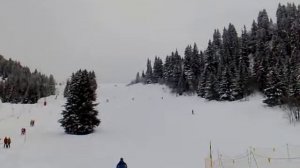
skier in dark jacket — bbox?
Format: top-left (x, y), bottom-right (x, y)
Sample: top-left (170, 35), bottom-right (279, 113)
top-left (116, 158), bottom-right (127, 168)
top-left (3, 137), bottom-right (7, 148)
top-left (7, 137), bottom-right (11, 148)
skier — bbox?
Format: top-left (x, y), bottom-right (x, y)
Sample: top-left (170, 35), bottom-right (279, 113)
top-left (7, 137), bottom-right (11, 148)
top-left (116, 158), bottom-right (127, 168)
top-left (192, 110), bottom-right (194, 115)
top-left (3, 137), bottom-right (7, 148)
top-left (21, 128), bottom-right (26, 135)
top-left (30, 120), bottom-right (35, 127)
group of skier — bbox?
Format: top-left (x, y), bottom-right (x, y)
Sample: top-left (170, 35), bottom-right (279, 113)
top-left (2, 137), bottom-right (11, 148)
top-left (2, 119), bottom-right (35, 149)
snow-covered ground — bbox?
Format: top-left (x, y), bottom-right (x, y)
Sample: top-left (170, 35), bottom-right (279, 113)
top-left (0, 83), bottom-right (300, 168)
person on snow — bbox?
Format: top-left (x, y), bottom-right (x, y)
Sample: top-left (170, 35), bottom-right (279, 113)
top-left (21, 128), bottom-right (26, 135)
top-left (7, 137), bottom-right (11, 148)
top-left (3, 137), bottom-right (7, 148)
top-left (116, 158), bottom-right (127, 168)
top-left (30, 120), bottom-right (35, 127)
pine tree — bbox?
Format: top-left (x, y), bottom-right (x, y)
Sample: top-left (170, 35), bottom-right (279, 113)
top-left (249, 20), bottom-right (258, 54)
top-left (59, 70), bottom-right (100, 135)
top-left (163, 55), bottom-right (172, 86)
top-left (145, 59), bottom-right (153, 84)
top-left (48, 74), bottom-right (56, 95)
top-left (197, 69), bottom-right (208, 97)
top-left (219, 24), bottom-right (241, 100)
top-left (183, 45), bottom-right (195, 91)
top-left (64, 79), bottom-right (70, 98)
top-left (263, 67), bottom-right (284, 106)
top-left (135, 72), bottom-right (140, 83)
top-left (227, 24), bottom-right (240, 69)
top-left (177, 70), bottom-right (188, 95)
top-left (153, 57), bottom-right (164, 83)
top-left (205, 73), bottom-right (219, 100)
top-left (88, 71), bottom-right (97, 101)
top-left (172, 51), bottom-right (183, 92)
top-left (197, 51), bottom-right (208, 97)
top-left (253, 10), bottom-right (273, 91)
top-left (192, 43), bottom-right (202, 89)
top-left (219, 67), bottom-right (234, 101)
top-left (141, 71), bottom-right (145, 78)
top-left (235, 26), bottom-right (251, 98)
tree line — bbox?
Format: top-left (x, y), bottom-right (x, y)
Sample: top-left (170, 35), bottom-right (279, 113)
top-left (133, 3), bottom-right (300, 108)
top-left (0, 55), bottom-right (56, 103)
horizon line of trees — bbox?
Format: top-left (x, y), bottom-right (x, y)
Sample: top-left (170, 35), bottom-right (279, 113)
top-left (0, 55), bottom-right (56, 104)
top-left (133, 3), bottom-right (300, 109)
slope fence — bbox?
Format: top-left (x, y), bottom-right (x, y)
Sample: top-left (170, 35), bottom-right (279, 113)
top-left (205, 144), bottom-right (300, 168)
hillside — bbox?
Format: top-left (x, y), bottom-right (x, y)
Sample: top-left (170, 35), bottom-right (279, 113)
top-left (0, 83), bottom-right (300, 168)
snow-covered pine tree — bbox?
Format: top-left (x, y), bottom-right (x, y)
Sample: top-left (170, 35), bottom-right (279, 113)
top-left (191, 43), bottom-right (202, 90)
top-left (141, 70), bottom-right (145, 78)
top-left (263, 67), bottom-right (285, 106)
top-left (235, 26), bottom-right (251, 99)
top-left (287, 6), bottom-right (300, 103)
top-left (263, 35), bottom-right (287, 106)
top-left (88, 71), bottom-right (97, 101)
top-left (212, 29), bottom-right (222, 69)
top-left (138, 70), bottom-right (145, 84)
top-left (177, 70), bottom-right (188, 95)
top-left (248, 20), bottom-right (258, 55)
top-left (277, 61), bottom-right (288, 102)
top-left (288, 70), bottom-right (300, 101)
top-left (163, 55), bottom-right (172, 86)
top-left (135, 72), bottom-right (140, 83)
top-left (205, 73), bottom-right (219, 100)
top-left (203, 40), bottom-right (219, 99)
top-left (197, 69), bottom-right (208, 98)
top-left (59, 69), bottom-right (100, 135)
top-left (183, 45), bottom-right (194, 91)
top-left (219, 24), bottom-right (240, 100)
top-left (145, 59), bottom-right (153, 84)
top-left (48, 74), bottom-right (56, 95)
top-left (212, 29), bottom-right (222, 98)
top-left (253, 10), bottom-right (273, 91)
top-left (153, 57), bottom-right (164, 83)
top-left (172, 51), bottom-right (183, 92)
top-left (64, 79), bottom-right (70, 98)
top-left (219, 67), bottom-right (234, 101)
top-left (227, 24), bottom-right (240, 69)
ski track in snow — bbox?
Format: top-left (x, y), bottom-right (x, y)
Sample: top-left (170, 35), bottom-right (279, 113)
top-left (0, 83), bottom-right (299, 168)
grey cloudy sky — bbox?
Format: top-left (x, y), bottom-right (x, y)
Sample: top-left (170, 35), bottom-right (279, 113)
top-left (0, 0), bottom-right (298, 83)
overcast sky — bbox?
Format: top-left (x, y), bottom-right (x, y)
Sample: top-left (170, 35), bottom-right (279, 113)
top-left (0, 0), bottom-right (298, 83)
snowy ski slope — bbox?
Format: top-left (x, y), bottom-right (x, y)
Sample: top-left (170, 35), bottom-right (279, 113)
top-left (0, 83), bottom-right (300, 168)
